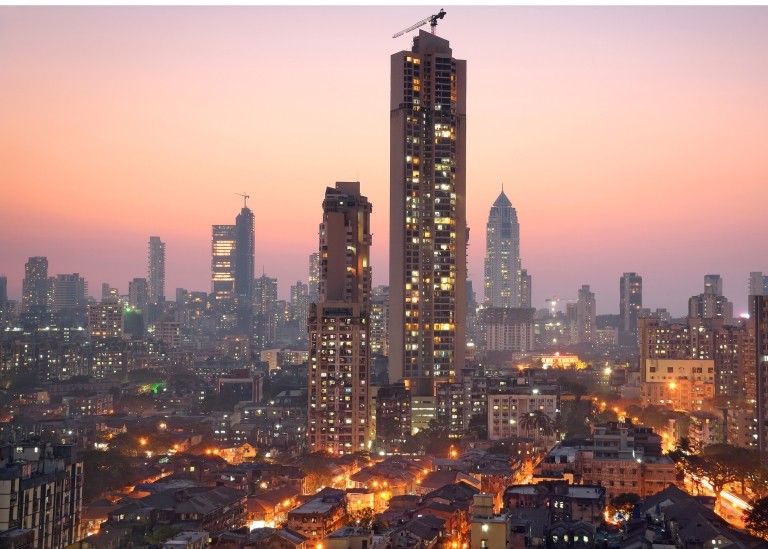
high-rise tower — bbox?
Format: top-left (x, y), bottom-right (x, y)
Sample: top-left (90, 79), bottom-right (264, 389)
top-left (576, 284), bottom-right (596, 344)
top-left (484, 188), bottom-right (522, 308)
top-left (234, 205), bottom-right (255, 301)
top-left (235, 204), bottom-right (255, 333)
top-left (212, 224), bottom-right (237, 331)
top-left (148, 236), bottom-right (165, 304)
top-left (389, 30), bottom-right (467, 400)
top-left (22, 257), bottom-right (49, 313)
top-left (619, 272), bottom-right (642, 345)
top-left (308, 182), bottom-right (372, 455)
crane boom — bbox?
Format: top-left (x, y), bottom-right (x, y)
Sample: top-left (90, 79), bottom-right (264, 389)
top-left (392, 9), bottom-right (446, 39)
top-left (235, 192), bottom-right (250, 208)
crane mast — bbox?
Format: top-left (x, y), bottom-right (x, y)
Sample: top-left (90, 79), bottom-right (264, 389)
top-left (392, 9), bottom-right (446, 39)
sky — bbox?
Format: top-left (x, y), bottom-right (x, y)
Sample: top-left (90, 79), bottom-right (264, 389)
top-left (1, 6), bottom-right (767, 316)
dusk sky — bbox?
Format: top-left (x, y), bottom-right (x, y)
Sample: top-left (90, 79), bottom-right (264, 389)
top-left (2, 6), bottom-right (767, 316)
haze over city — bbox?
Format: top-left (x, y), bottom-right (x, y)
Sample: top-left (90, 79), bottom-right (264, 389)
top-left (2, 6), bottom-right (767, 315)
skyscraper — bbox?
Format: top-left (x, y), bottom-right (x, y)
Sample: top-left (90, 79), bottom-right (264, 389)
top-left (234, 205), bottom-right (255, 301)
top-left (234, 204), bottom-right (255, 333)
top-left (22, 256), bottom-right (49, 313)
top-left (148, 236), bottom-right (165, 304)
top-left (484, 188), bottom-right (522, 308)
top-left (619, 272), bottom-right (642, 345)
top-left (212, 224), bottom-right (237, 331)
top-left (389, 30), bottom-right (467, 401)
top-left (576, 284), bottom-right (596, 344)
top-left (0, 275), bottom-right (7, 309)
top-left (308, 182), bottom-right (372, 455)
top-left (253, 274), bottom-right (278, 350)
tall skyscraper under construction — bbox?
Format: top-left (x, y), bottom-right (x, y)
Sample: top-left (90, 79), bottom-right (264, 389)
top-left (389, 30), bottom-right (467, 416)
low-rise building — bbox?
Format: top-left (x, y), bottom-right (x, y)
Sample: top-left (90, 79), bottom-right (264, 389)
top-left (286, 496), bottom-right (345, 547)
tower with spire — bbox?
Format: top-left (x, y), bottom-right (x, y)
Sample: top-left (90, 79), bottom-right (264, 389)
top-left (484, 185), bottom-right (529, 308)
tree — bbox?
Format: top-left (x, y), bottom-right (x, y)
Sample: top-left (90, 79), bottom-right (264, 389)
top-left (745, 496), bottom-right (768, 541)
top-left (559, 399), bottom-right (594, 438)
top-left (519, 411), bottom-right (552, 447)
top-left (346, 508), bottom-right (375, 528)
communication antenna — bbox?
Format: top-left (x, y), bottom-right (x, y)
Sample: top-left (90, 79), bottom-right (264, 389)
top-left (392, 9), bottom-right (446, 39)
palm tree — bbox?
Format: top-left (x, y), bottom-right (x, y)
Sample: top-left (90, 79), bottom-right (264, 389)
top-left (519, 411), bottom-right (552, 448)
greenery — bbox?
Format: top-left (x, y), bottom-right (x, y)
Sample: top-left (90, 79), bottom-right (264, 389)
top-left (81, 450), bottom-right (138, 503)
top-left (745, 496), bottom-right (768, 541)
top-left (144, 526), bottom-right (181, 545)
top-left (400, 416), bottom-right (452, 456)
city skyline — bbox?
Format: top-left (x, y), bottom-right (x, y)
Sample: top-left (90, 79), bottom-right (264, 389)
top-left (2, 6), bottom-right (767, 315)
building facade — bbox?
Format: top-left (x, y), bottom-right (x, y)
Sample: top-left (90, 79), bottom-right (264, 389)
top-left (389, 30), bottom-right (467, 407)
top-left (754, 295), bottom-right (768, 453)
top-left (307, 182), bottom-right (372, 455)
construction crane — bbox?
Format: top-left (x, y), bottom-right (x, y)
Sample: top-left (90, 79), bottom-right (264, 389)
top-left (235, 192), bottom-right (250, 208)
top-left (392, 9), bottom-right (446, 39)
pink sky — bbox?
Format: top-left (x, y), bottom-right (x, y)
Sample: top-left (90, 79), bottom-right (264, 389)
top-left (1, 6), bottom-right (767, 316)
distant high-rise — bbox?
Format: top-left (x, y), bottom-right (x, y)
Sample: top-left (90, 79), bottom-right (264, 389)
top-left (749, 272), bottom-right (768, 298)
top-left (51, 273), bottom-right (87, 312)
top-left (308, 182), bottom-right (372, 455)
top-left (389, 30), bottom-right (467, 399)
top-left (212, 224), bottom-right (236, 302)
top-left (0, 275), bottom-right (7, 308)
top-left (290, 281), bottom-right (309, 343)
top-left (253, 274), bottom-right (278, 350)
top-left (22, 256), bottom-right (49, 313)
top-left (576, 284), bottom-right (596, 344)
top-left (128, 278), bottom-right (149, 310)
top-left (519, 269), bottom-right (532, 309)
top-left (484, 188), bottom-right (522, 308)
top-left (308, 252), bottom-right (320, 303)
top-left (234, 204), bottom-right (255, 333)
top-left (619, 272), bottom-right (642, 345)
top-left (234, 205), bottom-right (255, 300)
top-left (148, 236), bottom-right (165, 303)
top-left (689, 274), bottom-right (733, 324)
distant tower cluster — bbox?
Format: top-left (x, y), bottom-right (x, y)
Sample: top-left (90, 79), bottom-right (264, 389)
top-left (389, 30), bottom-right (467, 403)
top-left (148, 236), bottom-right (165, 304)
top-left (619, 272), bottom-right (642, 345)
top-left (484, 187), bottom-right (530, 308)
top-left (308, 182), bottom-right (372, 455)
top-left (210, 198), bottom-right (255, 335)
